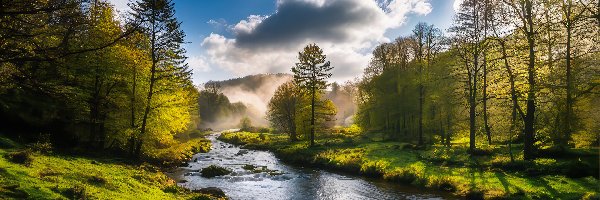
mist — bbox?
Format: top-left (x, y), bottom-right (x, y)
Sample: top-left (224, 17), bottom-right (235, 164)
top-left (199, 74), bottom-right (293, 130)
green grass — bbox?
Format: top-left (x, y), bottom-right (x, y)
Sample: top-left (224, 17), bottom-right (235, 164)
top-left (147, 137), bottom-right (212, 167)
top-left (219, 131), bottom-right (600, 199)
top-left (0, 136), bottom-right (218, 200)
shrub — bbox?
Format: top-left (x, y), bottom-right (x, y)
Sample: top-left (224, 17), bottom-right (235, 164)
top-left (27, 133), bottom-right (53, 154)
top-left (28, 141), bottom-right (53, 154)
top-left (200, 165), bottom-right (232, 178)
top-left (5, 150), bottom-right (33, 166)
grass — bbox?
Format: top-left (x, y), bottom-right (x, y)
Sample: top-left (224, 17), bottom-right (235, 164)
top-left (219, 131), bottom-right (600, 200)
top-left (147, 137), bottom-right (212, 168)
top-left (0, 135), bottom-right (220, 200)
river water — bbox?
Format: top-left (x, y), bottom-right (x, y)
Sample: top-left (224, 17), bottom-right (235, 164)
top-left (171, 133), bottom-right (454, 200)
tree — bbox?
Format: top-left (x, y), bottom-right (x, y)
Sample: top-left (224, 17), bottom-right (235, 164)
top-left (412, 22), bottom-right (442, 146)
top-left (291, 44), bottom-right (333, 146)
top-left (450, 0), bottom-right (493, 152)
top-left (502, 0), bottom-right (541, 160)
top-left (267, 81), bottom-right (305, 141)
top-left (239, 117), bottom-right (252, 131)
top-left (130, 0), bottom-right (189, 156)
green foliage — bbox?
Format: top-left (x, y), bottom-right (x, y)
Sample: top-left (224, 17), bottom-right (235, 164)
top-left (239, 117), bottom-right (252, 131)
top-left (292, 43), bottom-right (335, 146)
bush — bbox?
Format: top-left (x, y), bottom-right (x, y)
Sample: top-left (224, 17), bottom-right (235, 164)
top-left (5, 150), bottom-right (33, 166)
top-left (239, 117), bottom-right (252, 131)
top-left (27, 133), bottom-right (53, 154)
top-left (28, 141), bottom-right (53, 154)
top-left (200, 165), bottom-right (232, 178)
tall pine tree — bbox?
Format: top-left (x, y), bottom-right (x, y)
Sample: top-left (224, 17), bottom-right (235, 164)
top-left (129, 0), bottom-right (189, 156)
top-left (292, 44), bottom-right (333, 147)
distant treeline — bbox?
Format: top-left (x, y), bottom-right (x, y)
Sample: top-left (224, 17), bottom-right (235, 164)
top-left (355, 0), bottom-right (599, 159)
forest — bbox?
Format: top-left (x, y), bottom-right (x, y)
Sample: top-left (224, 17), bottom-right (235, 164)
top-left (0, 0), bottom-right (598, 199)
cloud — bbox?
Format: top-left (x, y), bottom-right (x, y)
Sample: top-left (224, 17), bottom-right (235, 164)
top-left (199, 0), bottom-right (432, 82)
top-left (453, 0), bottom-right (463, 12)
top-left (187, 56), bottom-right (211, 72)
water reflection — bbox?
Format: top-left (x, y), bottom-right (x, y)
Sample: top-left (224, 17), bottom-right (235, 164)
top-left (170, 133), bottom-right (453, 200)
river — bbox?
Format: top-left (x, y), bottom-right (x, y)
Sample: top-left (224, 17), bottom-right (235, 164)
top-left (170, 133), bottom-right (454, 200)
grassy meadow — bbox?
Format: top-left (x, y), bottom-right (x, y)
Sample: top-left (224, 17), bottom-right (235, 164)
top-left (218, 130), bottom-right (599, 199)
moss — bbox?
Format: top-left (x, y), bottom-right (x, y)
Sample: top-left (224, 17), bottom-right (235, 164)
top-left (200, 165), bottom-right (232, 178)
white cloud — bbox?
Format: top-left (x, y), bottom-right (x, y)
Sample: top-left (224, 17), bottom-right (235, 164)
top-left (199, 0), bottom-right (433, 82)
top-left (187, 56), bottom-right (211, 73)
top-left (413, 1), bottom-right (433, 15)
top-left (232, 15), bottom-right (268, 35)
top-left (453, 0), bottom-right (463, 12)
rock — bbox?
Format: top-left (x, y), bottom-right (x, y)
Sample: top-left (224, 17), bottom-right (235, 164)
top-left (193, 158), bottom-right (198, 162)
top-left (193, 187), bottom-right (226, 198)
top-left (242, 164), bottom-right (256, 170)
top-left (177, 179), bottom-right (188, 183)
top-left (200, 165), bottom-right (232, 178)
top-left (235, 149), bottom-right (249, 156)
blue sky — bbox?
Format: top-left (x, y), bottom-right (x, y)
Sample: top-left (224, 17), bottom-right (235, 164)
top-left (110, 0), bottom-right (460, 85)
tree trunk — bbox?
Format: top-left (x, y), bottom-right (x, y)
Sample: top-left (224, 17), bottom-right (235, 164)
top-left (138, 13), bottom-right (158, 157)
top-left (310, 86), bottom-right (315, 147)
top-left (564, 0), bottom-right (573, 146)
top-left (483, 52), bottom-right (492, 144)
top-left (523, 0), bottom-right (537, 160)
top-left (469, 59), bottom-right (478, 152)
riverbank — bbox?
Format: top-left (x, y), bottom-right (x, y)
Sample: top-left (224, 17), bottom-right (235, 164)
top-left (0, 135), bottom-right (221, 199)
top-left (218, 131), bottom-right (599, 199)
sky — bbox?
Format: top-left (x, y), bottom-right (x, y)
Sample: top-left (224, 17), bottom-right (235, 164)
top-left (108, 0), bottom-right (461, 85)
